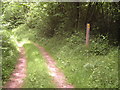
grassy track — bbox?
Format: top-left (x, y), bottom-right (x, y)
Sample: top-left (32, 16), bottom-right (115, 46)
top-left (22, 43), bottom-right (55, 88)
top-left (37, 35), bottom-right (118, 88)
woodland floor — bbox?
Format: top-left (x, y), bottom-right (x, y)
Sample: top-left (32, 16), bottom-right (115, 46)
top-left (4, 43), bottom-right (74, 88)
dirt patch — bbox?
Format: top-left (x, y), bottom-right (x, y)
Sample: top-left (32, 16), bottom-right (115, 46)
top-left (34, 43), bottom-right (74, 88)
top-left (3, 47), bottom-right (27, 88)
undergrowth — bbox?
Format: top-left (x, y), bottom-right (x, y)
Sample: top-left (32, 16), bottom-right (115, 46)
top-left (2, 31), bottom-right (19, 85)
top-left (37, 31), bottom-right (118, 88)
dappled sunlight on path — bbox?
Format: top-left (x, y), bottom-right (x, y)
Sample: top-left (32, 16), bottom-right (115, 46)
top-left (17, 39), bottom-right (31, 47)
top-left (34, 43), bottom-right (74, 88)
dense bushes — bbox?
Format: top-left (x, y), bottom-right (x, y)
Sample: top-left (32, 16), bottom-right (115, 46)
top-left (2, 31), bottom-right (19, 85)
top-left (2, 2), bottom-right (29, 29)
top-left (88, 35), bottom-right (110, 55)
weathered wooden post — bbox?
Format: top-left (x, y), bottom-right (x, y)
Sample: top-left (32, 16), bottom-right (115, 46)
top-left (86, 23), bottom-right (90, 47)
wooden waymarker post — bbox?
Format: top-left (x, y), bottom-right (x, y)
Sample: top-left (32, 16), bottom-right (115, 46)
top-left (86, 23), bottom-right (90, 47)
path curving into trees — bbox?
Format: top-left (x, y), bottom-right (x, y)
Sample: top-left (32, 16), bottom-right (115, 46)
top-left (34, 43), bottom-right (74, 88)
top-left (4, 47), bottom-right (27, 88)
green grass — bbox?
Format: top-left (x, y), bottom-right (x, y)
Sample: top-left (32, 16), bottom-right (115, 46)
top-left (23, 43), bottom-right (55, 88)
top-left (37, 33), bottom-right (118, 88)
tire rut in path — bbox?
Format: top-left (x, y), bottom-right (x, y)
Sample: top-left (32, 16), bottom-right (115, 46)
top-left (34, 43), bottom-right (74, 88)
top-left (4, 47), bottom-right (27, 88)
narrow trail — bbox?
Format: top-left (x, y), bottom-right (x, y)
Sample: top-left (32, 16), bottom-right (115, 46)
top-left (4, 47), bottom-right (27, 88)
top-left (34, 43), bottom-right (74, 88)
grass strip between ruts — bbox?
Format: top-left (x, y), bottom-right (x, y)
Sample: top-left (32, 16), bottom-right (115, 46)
top-left (22, 43), bottom-right (55, 88)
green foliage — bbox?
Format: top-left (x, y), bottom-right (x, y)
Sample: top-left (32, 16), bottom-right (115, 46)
top-left (2, 2), bottom-right (29, 29)
top-left (13, 24), bottom-right (36, 41)
top-left (1, 2), bottom-right (119, 88)
top-left (2, 31), bottom-right (19, 85)
top-left (37, 32), bottom-right (118, 88)
top-left (88, 35), bottom-right (110, 55)
top-left (23, 44), bottom-right (55, 88)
